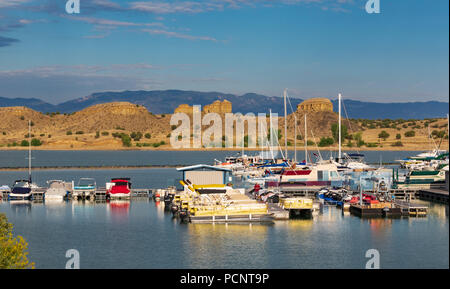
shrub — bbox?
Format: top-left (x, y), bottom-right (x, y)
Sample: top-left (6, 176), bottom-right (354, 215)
top-left (404, 131), bottom-right (415, 137)
top-left (318, 137), bottom-right (334, 147)
top-left (66, 131), bottom-right (73, 135)
top-left (95, 131), bottom-right (100, 139)
top-left (306, 140), bottom-right (315, 146)
top-left (102, 131), bottom-right (109, 136)
top-left (31, 139), bottom-right (42, 146)
top-left (145, 133), bottom-right (151, 139)
top-left (130, 132), bottom-right (142, 141)
top-left (396, 133), bottom-right (401, 140)
top-left (171, 125), bottom-right (177, 130)
top-left (0, 213), bottom-right (35, 269)
top-left (378, 131), bottom-right (390, 141)
top-left (391, 141), bottom-right (403, 147)
top-left (75, 131), bottom-right (84, 135)
top-left (121, 134), bottom-right (132, 147)
top-left (366, 142), bottom-right (378, 148)
top-left (20, 140), bottom-right (29, 147)
top-left (331, 123), bottom-right (348, 142)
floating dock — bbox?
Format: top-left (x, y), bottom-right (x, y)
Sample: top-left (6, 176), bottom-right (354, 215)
top-left (418, 189), bottom-right (448, 204)
top-left (394, 200), bottom-right (428, 217)
top-left (350, 202), bottom-right (402, 218)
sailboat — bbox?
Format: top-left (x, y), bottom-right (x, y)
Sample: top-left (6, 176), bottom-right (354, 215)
top-left (334, 93), bottom-right (373, 172)
top-left (9, 120), bottom-right (40, 200)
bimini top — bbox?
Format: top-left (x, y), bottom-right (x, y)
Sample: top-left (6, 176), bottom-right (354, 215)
top-left (176, 164), bottom-right (231, 172)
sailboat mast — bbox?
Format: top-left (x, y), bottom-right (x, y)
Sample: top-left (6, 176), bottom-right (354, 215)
top-left (294, 115), bottom-right (297, 163)
top-left (28, 120), bottom-right (31, 182)
top-left (304, 113), bottom-right (308, 164)
top-left (283, 89), bottom-right (288, 160)
top-left (447, 114), bottom-right (449, 147)
top-left (338, 93), bottom-right (342, 161)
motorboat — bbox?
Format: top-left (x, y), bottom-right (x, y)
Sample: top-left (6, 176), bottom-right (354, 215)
top-left (106, 178), bottom-right (132, 199)
top-left (45, 180), bottom-right (69, 202)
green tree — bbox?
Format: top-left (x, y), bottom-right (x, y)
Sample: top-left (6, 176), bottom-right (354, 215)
top-left (404, 130), bottom-right (415, 137)
top-left (31, 139), bottom-right (42, 146)
top-left (378, 130), bottom-right (390, 141)
top-left (0, 213), bottom-right (34, 269)
top-left (20, 140), bottom-right (29, 147)
top-left (121, 134), bottom-right (132, 147)
top-left (396, 133), bottom-right (401, 140)
top-left (318, 137), bottom-right (334, 147)
top-left (331, 123), bottom-right (348, 143)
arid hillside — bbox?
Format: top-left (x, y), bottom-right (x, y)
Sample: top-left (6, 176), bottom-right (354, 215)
top-left (0, 100), bottom-right (448, 151)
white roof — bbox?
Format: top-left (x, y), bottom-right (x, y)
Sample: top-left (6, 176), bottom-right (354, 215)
top-left (176, 164), bottom-right (232, 172)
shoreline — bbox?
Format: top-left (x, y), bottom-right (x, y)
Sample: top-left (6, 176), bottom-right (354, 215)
top-left (0, 165), bottom-right (179, 171)
top-left (0, 146), bottom-right (438, 152)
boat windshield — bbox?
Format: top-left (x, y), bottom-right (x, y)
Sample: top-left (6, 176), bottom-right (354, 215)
top-left (13, 181), bottom-right (30, 187)
top-left (78, 179), bottom-right (95, 187)
top-left (114, 182), bottom-right (129, 186)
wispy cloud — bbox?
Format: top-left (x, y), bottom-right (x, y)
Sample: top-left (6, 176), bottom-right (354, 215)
top-left (0, 0), bottom-right (31, 8)
top-left (64, 15), bottom-right (164, 28)
top-left (0, 35), bottom-right (19, 47)
top-left (142, 28), bottom-right (218, 41)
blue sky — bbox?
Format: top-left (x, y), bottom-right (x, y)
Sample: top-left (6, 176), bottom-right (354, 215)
top-left (0, 0), bottom-right (448, 104)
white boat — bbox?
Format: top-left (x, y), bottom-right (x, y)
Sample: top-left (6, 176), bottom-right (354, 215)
top-left (72, 178), bottom-right (96, 200)
top-left (45, 180), bottom-right (69, 202)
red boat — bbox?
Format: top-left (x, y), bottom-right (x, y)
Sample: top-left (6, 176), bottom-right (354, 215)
top-left (106, 178), bottom-right (132, 199)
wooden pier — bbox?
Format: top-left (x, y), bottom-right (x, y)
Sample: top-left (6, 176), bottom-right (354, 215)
top-left (31, 189), bottom-right (45, 202)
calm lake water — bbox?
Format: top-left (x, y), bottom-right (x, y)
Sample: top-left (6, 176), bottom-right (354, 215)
top-left (0, 150), bottom-right (422, 168)
top-left (0, 151), bottom-right (448, 269)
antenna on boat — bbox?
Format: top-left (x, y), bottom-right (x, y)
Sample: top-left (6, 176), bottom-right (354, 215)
top-left (283, 89), bottom-right (288, 160)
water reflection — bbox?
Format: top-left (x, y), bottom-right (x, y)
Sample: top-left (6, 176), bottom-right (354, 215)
top-left (10, 200), bottom-right (32, 214)
top-left (107, 200), bottom-right (130, 221)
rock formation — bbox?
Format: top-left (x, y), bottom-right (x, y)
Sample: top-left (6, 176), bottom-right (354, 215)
top-left (203, 99), bottom-right (232, 114)
top-left (297, 98), bottom-right (333, 113)
top-left (174, 99), bottom-right (232, 114)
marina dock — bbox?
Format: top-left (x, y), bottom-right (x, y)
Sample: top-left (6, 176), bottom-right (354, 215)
top-left (418, 189), bottom-right (449, 204)
top-left (394, 200), bottom-right (428, 217)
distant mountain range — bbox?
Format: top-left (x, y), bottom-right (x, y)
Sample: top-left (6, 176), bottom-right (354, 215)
top-left (1, 90), bottom-right (448, 120)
